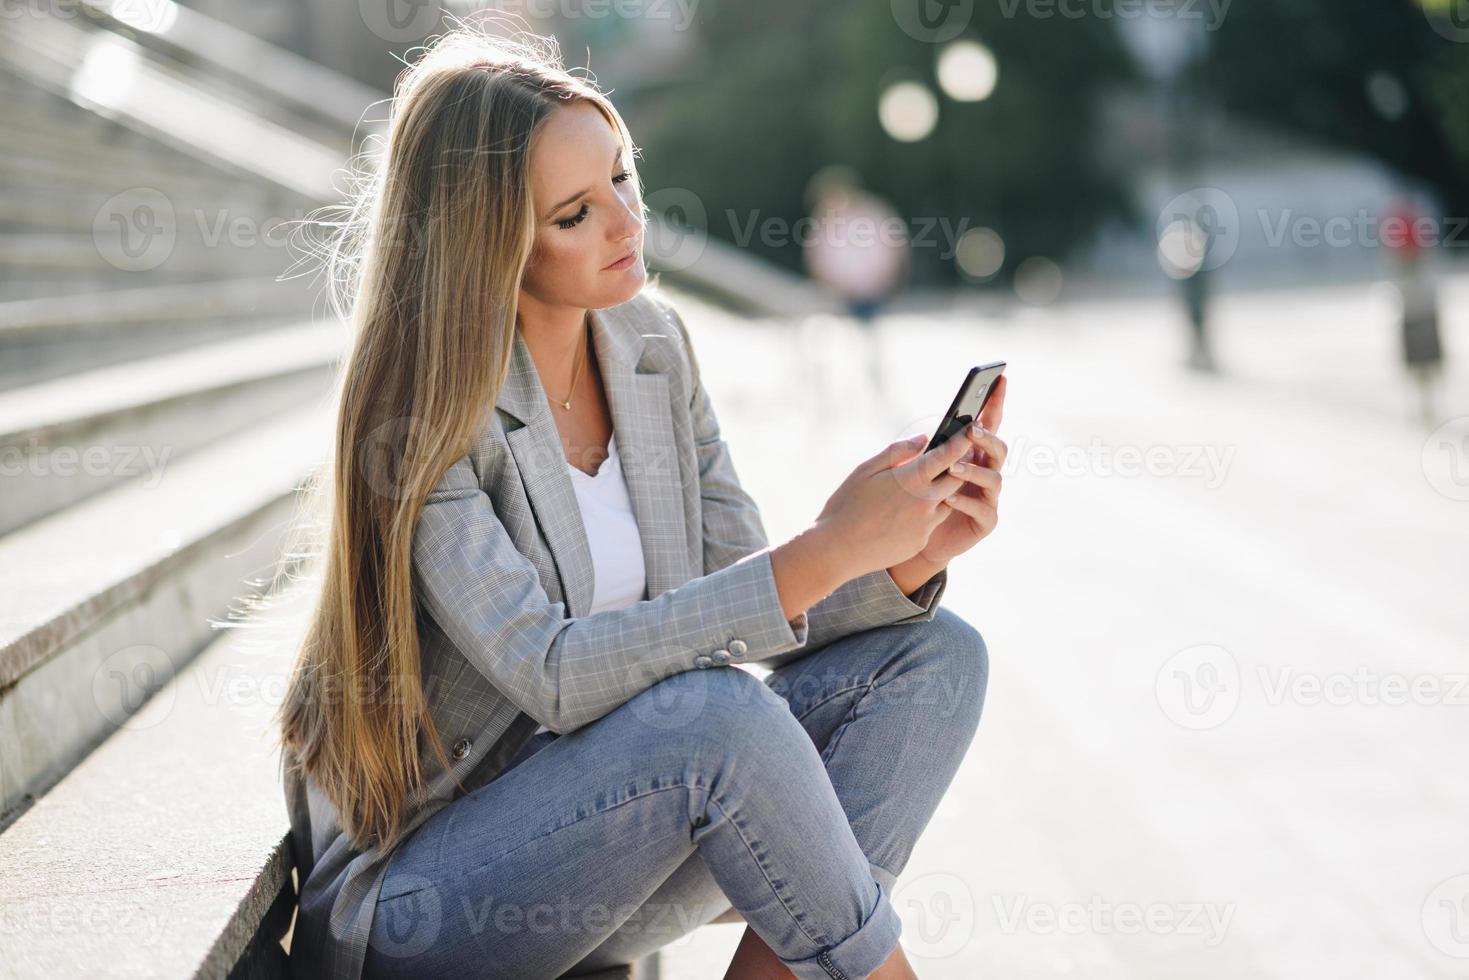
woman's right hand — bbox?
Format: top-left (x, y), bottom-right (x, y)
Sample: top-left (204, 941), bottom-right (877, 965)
top-left (812, 430), bottom-right (972, 579)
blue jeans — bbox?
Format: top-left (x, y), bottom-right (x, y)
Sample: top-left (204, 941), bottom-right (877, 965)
top-left (363, 606), bottom-right (987, 980)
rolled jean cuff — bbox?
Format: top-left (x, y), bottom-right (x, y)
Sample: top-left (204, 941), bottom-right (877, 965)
top-left (779, 878), bottom-right (903, 980)
top-left (868, 861), bottom-right (897, 898)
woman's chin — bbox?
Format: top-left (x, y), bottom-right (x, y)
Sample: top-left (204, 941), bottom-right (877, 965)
top-left (600, 260), bottom-right (646, 301)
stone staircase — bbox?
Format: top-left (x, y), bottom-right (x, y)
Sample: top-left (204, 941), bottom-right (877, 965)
top-left (0, 7), bottom-right (353, 977)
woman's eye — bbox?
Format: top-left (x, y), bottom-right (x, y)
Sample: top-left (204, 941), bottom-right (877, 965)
top-left (555, 173), bottom-right (632, 230)
top-left (556, 204), bottom-right (588, 230)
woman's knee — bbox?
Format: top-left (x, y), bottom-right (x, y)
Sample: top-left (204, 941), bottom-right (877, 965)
top-left (625, 665), bottom-right (801, 755)
top-left (927, 607), bottom-right (989, 702)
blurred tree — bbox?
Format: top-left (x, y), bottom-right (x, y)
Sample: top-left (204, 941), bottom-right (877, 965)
top-left (1196, 0), bottom-right (1469, 217)
top-left (633, 0), bottom-right (1136, 287)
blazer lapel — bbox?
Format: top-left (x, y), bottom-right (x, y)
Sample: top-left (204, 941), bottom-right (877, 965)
top-left (495, 301), bottom-right (686, 619)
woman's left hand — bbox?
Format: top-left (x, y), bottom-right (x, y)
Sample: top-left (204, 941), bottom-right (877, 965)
top-left (919, 374), bottom-right (1008, 566)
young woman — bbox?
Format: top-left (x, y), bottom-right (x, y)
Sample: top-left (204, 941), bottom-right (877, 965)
top-left (274, 24), bottom-right (1007, 980)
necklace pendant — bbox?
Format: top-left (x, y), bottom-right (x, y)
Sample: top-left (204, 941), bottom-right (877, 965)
top-left (560, 399), bottom-right (571, 410)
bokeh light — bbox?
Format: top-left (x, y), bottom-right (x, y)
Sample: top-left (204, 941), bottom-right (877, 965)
top-left (956, 226), bottom-right (1006, 280)
top-left (1014, 256), bottom-right (1063, 304)
top-left (937, 40), bottom-right (998, 103)
top-left (878, 80), bottom-right (939, 142)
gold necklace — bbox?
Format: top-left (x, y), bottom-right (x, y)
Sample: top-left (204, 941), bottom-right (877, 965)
top-left (555, 319), bottom-right (588, 411)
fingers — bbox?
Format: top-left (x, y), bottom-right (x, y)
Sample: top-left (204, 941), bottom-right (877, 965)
top-left (979, 375), bottom-right (1006, 433)
top-left (867, 433), bottom-right (928, 474)
top-left (909, 428), bottom-right (971, 482)
top-left (947, 458), bottom-right (1001, 498)
top-left (966, 426), bottom-right (1008, 469)
top-left (941, 490), bottom-right (998, 529)
top-left (936, 471), bottom-right (964, 499)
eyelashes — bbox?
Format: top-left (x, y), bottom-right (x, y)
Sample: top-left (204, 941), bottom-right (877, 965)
top-left (556, 170), bottom-right (633, 230)
top-left (556, 206), bottom-right (587, 231)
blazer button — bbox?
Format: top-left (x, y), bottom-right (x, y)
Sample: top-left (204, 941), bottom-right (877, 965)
top-left (711, 649), bottom-right (732, 666)
top-left (451, 737), bottom-right (472, 761)
top-left (727, 639), bottom-right (748, 658)
top-left (693, 655), bottom-right (713, 669)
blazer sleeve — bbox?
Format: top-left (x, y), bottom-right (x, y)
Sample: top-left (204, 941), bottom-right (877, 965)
top-left (660, 296), bottom-right (948, 672)
top-left (412, 450), bottom-right (815, 735)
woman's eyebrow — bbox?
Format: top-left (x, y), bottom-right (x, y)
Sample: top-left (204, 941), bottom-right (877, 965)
top-left (545, 144), bottom-right (624, 219)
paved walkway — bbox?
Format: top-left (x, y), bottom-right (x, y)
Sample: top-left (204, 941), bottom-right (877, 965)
top-left (656, 275), bottom-right (1469, 979)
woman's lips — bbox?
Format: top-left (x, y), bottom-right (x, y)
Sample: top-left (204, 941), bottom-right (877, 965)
top-left (604, 248), bottom-right (639, 270)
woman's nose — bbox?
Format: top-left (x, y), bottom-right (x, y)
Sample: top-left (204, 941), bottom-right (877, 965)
top-left (616, 206), bottom-right (643, 240)
top-left (613, 194), bottom-right (644, 237)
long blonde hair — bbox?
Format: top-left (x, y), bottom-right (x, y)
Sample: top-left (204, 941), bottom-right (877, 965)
top-left (248, 22), bottom-right (645, 854)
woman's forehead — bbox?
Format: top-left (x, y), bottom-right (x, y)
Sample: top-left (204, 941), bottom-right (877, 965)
top-left (532, 105), bottom-right (624, 207)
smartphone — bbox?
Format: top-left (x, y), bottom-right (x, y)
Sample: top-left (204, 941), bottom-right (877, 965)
top-left (923, 361), bottom-right (1006, 454)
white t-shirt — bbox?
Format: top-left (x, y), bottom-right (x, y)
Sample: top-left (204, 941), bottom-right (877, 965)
top-left (534, 432), bottom-right (647, 735)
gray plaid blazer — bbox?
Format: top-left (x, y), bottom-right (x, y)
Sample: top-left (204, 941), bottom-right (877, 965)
top-left (281, 287), bottom-right (948, 980)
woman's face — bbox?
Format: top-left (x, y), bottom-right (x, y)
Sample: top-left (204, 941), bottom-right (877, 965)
top-left (520, 101), bottom-right (645, 313)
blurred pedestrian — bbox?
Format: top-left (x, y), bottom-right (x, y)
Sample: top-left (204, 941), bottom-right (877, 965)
top-left (803, 167), bottom-right (909, 398)
top-left (1182, 261), bottom-right (1217, 373)
top-left (1385, 197), bottom-right (1443, 426)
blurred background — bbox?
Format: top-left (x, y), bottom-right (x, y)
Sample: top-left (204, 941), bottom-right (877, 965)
top-left (0, 1), bottom-right (1465, 978)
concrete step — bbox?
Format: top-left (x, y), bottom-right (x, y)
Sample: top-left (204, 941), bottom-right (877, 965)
top-left (0, 233), bottom-right (297, 278)
top-left (0, 81), bottom-right (155, 149)
top-left (0, 604), bottom-right (308, 979)
top-left (0, 128), bottom-right (230, 182)
top-left (0, 18), bottom-right (357, 161)
top-left (0, 78), bottom-right (273, 192)
top-left (0, 113), bottom-right (164, 168)
top-left (0, 319), bottom-right (343, 534)
top-left (0, 274), bottom-right (307, 307)
top-left (0, 187), bottom-right (286, 235)
top-left (71, 0), bottom-right (382, 138)
top-left (0, 278), bottom-right (316, 388)
top-left (0, 145), bottom-right (258, 196)
top-left (0, 277), bottom-right (309, 332)
top-left (0, 405), bottom-right (333, 823)
top-left (0, 13), bottom-right (341, 201)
